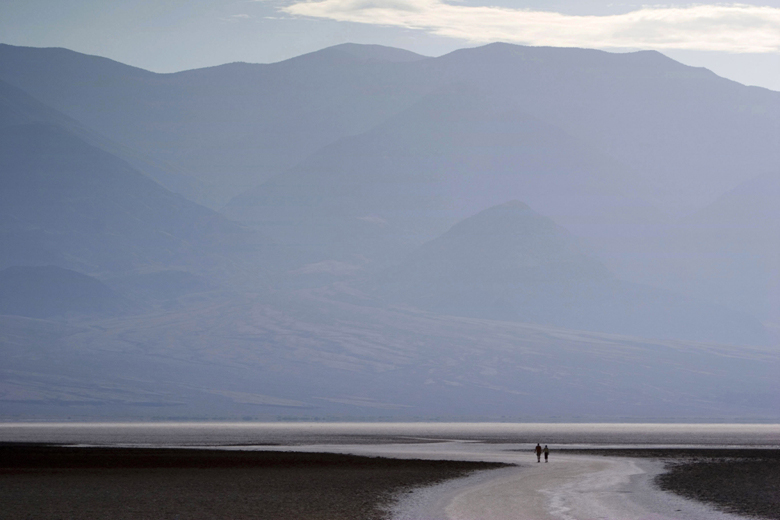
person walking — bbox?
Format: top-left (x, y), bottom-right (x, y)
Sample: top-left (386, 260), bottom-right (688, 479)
top-left (544, 445), bottom-right (549, 463)
top-left (535, 443), bottom-right (542, 463)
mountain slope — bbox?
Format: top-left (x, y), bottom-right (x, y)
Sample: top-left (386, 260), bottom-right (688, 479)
top-left (0, 121), bottom-right (268, 278)
top-left (373, 201), bottom-right (767, 345)
top-left (2, 42), bottom-right (777, 214)
top-left (0, 78), bottom-right (202, 202)
top-left (224, 85), bottom-right (656, 265)
top-left (0, 266), bottom-right (131, 318)
top-left (643, 170), bottom-right (780, 322)
top-left (430, 43), bottom-right (780, 213)
top-left (0, 43), bottom-right (434, 205)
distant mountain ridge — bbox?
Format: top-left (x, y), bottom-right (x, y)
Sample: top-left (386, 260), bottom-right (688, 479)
top-left (0, 78), bottom-right (202, 201)
top-left (2, 41), bottom-right (777, 211)
top-left (224, 84), bottom-right (655, 265)
top-left (1, 41), bottom-right (778, 421)
top-left (0, 113), bottom-right (271, 281)
top-left (0, 43), bottom-right (436, 206)
top-left (297, 43), bottom-right (427, 63)
top-left (1, 42), bottom-right (778, 320)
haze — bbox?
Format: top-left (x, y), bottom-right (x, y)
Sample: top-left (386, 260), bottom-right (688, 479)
top-left (1, 3), bottom-right (779, 421)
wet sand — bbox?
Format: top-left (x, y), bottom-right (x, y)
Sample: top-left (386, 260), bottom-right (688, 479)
top-left (565, 448), bottom-right (780, 520)
top-left (0, 444), bottom-right (504, 520)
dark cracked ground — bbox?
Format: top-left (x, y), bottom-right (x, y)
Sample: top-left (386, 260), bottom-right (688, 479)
top-left (0, 444), bottom-right (506, 520)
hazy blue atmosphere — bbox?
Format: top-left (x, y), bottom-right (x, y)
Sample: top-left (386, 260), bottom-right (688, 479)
top-left (1, 1), bottom-right (779, 422)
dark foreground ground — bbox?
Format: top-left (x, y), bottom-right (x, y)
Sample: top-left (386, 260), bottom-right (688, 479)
top-left (0, 444), bottom-right (504, 520)
top-left (564, 448), bottom-right (780, 520)
top-left (4, 444), bottom-right (778, 520)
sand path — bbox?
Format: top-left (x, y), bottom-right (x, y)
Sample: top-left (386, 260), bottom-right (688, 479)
top-left (413, 455), bottom-right (667, 520)
top-left (390, 452), bottom-right (750, 520)
top-left (241, 442), bottom-right (751, 519)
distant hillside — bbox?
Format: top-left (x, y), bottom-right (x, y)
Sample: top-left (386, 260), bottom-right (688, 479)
top-left (0, 265), bottom-right (130, 318)
top-left (430, 43), bottom-right (780, 213)
top-left (224, 85), bottom-right (654, 265)
top-left (0, 121), bottom-right (269, 278)
top-left (2, 42), bottom-right (776, 212)
top-left (0, 41), bottom-right (777, 421)
top-left (0, 77), bottom-right (201, 203)
top-left (642, 170), bottom-right (780, 322)
top-left (0, 43), bottom-right (432, 206)
top-left (373, 201), bottom-right (768, 345)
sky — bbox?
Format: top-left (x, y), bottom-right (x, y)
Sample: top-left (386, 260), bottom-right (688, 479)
top-left (1, 0), bottom-right (779, 91)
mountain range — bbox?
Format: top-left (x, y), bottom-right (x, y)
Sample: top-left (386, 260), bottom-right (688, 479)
top-left (1, 42), bottom-right (777, 214)
top-left (0, 41), bottom-right (778, 419)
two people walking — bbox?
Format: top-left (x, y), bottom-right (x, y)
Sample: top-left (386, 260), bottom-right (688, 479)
top-left (534, 443), bottom-right (549, 463)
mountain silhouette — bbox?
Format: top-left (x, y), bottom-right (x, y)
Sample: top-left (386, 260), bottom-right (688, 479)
top-left (3, 42), bottom-right (776, 212)
top-left (375, 201), bottom-right (767, 344)
top-left (0, 43), bottom-right (432, 205)
top-left (224, 84), bottom-right (654, 265)
top-left (0, 42), bottom-right (778, 419)
top-left (296, 43), bottom-right (427, 63)
top-left (0, 121), bottom-right (266, 278)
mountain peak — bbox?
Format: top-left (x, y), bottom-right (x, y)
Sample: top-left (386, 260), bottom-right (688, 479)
top-left (326, 43), bottom-right (428, 62)
top-left (445, 200), bottom-right (568, 243)
top-left (440, 42), bottom-right (692, 74)
top-left (288, 43), bottom-right (428, 66)
top-left (389, 200), bottom-right (609, 284)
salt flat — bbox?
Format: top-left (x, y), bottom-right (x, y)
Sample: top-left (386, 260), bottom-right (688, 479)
top-left (404, 455), bottom-right (748, 520)
top-left (241, 442), bottom-right (754, 520)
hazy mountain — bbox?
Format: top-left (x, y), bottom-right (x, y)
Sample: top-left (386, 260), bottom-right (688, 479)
top-left (2, 42), bottom-right (776, 214)
top-left (0, 121), bottom-right (269, 280)
top-left (636, 171), bottom-right (780, 322)
top-left (306, 42), bottom-right (427, 63)
top-left (3, 39), bottom-right (773, 315)
top-left (0, 74), bottom-right (201, 203)
top-left (429, 43), bottom-right (780, 214)
top-left (224, 85), bottom-right (656, 265)
top-left (0, 43), bottom-right (434, 206)
top-left (373, 201), bottom-right (767, 345)
top-left (0, 265), bottom-right (130, 318)
top-left (1, 41), bottom-right (778, 420)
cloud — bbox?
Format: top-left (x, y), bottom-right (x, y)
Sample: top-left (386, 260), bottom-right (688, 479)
top-left (281, 1), bottom-right (780, 53)
top-left (220, 13), bottom-right (252, 22)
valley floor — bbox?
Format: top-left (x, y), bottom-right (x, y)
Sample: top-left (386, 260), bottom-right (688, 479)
top-left (1, 443), bottom-right (778, 519)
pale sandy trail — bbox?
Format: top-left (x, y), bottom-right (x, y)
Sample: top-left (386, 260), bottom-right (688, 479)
top-left (238, 442), bottom-right (751, 520)
top-left (391, 452), bottom-right (750, 520)
top-left (437, 455), bottom-right (666, 520)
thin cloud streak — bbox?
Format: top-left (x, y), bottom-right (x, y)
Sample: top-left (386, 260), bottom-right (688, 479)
top-left (282, 1), bottom-right (780, 53)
